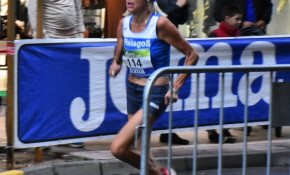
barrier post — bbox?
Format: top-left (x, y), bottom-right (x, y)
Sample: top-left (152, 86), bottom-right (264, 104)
top-left (6, 0), bottom-right (15, 170)
top-left (36, 0), bottom-right (44, 39)
top-left (34, 0), bottom-right (44, 163)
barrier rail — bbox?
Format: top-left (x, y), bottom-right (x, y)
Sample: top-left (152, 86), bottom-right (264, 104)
top-left (140, 64), bottom-right (290, 175)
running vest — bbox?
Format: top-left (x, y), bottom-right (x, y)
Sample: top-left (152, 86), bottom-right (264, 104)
top-left (122, 13), bottom-right (170, 78)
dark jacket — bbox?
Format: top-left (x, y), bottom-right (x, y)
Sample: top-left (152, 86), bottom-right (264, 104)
top-left (213, 0), bottom-right (273, 24)
top-left (209, 22), bottom-right (242, 37)
top-left (157, 0), bottom-right (189, 27)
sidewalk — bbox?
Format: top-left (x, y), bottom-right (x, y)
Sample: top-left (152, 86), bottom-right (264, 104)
top-left (1, 113), bottom-right (290, 174)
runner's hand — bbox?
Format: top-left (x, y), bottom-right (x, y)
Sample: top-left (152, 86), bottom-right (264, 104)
top-left (165, 88), bottom-right (179, 105)
top-left (109, 61), bottom-right (121, 77)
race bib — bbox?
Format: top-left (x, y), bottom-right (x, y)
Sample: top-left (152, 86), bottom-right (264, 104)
top-left (123, 48), bottom-right (154, 76)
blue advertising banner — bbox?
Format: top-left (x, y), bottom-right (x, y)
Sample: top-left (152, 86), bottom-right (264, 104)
top-left (14, 37), bottom-right (290, 147)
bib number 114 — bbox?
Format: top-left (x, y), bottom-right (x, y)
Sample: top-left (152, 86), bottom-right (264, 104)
top-left (127, 58), bottom-right (143, 68)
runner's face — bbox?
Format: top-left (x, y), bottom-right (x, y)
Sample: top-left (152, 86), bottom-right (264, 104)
top-left (126, 0), bottom-right (148, 14)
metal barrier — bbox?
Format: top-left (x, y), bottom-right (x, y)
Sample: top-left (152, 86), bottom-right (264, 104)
top-left (140, 64), bottom-right (290, 175)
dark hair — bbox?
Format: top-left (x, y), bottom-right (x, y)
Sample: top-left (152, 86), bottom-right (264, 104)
top-left (221, 5), bottom-right (242, 20)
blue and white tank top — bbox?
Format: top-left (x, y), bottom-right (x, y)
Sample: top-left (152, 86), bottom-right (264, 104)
top-left (122, 13), bottom-right (170, 78)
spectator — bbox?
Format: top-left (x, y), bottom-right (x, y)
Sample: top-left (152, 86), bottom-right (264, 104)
top-left (157, 0), bottom-right (189, 27)
top-left (27, 0), bottom-right (85, 39)
top-left (0, 0), bottom-right (30, 39)
top-left (16, 0), bottom-right (32, 39)
top-left (213, 0), bottom-right (273, 34)
top-left (207, 5), bottom-right (243, 143)
top-left (26, 0), bottom-right (85, 148)
top-left (156, 0), bottom-right (190, 145)
top-left (213, 0), bottom-right (273, 135)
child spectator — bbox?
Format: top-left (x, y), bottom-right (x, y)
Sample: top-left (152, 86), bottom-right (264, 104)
top-left (209, 5), bottom-right (242, 37)
top-left (213, 0), bottom-right (273, 34)
top-left (207, 5), bottom-right (243, 143)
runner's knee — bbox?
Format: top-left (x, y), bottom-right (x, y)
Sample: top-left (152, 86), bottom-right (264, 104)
top-left (110, 141), bottom-right (126, 159)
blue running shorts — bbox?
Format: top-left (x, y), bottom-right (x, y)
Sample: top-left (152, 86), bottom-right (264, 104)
top-left (127, 81), bottom-right (169, 118)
